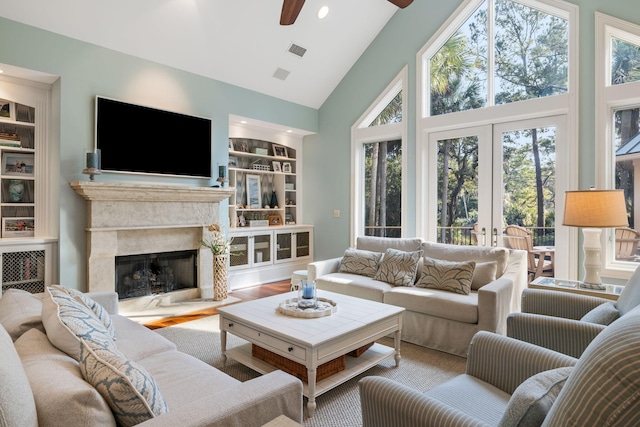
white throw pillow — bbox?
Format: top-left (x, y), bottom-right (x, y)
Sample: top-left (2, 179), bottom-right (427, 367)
top-left (471, 261), bottom-right (498, 290)
top-left (41, 286), bottom-right (116, 360)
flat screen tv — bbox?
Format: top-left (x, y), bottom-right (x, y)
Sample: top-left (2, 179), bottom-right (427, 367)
top-left (95, 96), bottom-right (212, 178)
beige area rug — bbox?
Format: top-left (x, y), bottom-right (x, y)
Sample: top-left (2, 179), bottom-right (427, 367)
top-left (155, 315), bottom-right (467, 427)
top-left (119, 296), bottom-right (241, 324)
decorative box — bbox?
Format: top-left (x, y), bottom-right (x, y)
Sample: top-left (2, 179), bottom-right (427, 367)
top-left (252, 147), bottom-right (269, 155)
top-left (249, 220), bottom-right (269, 227)
top-left (285, 183), bottom-right (295, 190)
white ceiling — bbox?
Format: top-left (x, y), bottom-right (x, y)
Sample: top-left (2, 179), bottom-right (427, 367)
top-left (0, 0), bottom-right (401, 109)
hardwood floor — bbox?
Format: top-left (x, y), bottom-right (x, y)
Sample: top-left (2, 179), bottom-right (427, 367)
top-left (144, 280), bottom-right (291, 330)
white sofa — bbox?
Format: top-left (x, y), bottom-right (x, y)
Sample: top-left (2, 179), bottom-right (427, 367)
top-left (308, 237), bottom-right (528, 357)
top-left (0, 287), bottom-right (303, 427)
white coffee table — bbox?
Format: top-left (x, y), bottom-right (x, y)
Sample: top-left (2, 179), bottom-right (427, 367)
top-left (217, 290), bottom-right (404, 417)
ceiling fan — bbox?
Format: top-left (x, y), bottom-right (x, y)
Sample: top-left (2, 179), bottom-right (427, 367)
top-left (280, 0), bottom-right (414, 25)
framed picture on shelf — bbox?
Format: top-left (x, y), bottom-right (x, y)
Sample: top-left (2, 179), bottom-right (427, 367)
top-left (2, 153), bottom-right (34, 177)
top-left (272, 144), bottom-right (288, 158)
top-left (246, 174), bottom-right (262, 209)
top-left (272, 161), bottom-right (281, 172)
top-left (282, 162), bottom-right (292, 173)
top-left (228, 139), bottom-right (234, 150)
top-left (228, 156), bottom-right (237, 168)
top-left (234, 140), bottom-right (249, 152)
top-left (2, 217), bottom-right (34, 238)
top-left (268, 215), bottom-right (282, 226)
top-left (0, 99), bottom-right (11, 119)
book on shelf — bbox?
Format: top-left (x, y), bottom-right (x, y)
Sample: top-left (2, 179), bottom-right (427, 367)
top-left (0, 139), bottom-right (21, 147)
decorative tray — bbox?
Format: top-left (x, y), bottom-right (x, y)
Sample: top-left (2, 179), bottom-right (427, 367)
top-left (277, 297), bottom-right (338, 318)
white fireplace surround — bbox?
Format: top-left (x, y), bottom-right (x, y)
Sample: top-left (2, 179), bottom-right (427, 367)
top-left (71, 181), bottom-right (234, 299)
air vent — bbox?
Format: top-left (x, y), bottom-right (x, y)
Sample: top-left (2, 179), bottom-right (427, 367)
top-left (273, 68), bottom-right (291, 81)
top-left (288, 43), bottom-right (307, 58)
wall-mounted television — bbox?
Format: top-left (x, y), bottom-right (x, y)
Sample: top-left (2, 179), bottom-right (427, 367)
top-left (95, 96), bottom-right (212, 178)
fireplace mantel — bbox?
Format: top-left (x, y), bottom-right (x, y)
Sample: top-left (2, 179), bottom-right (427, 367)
top-left (71, 181), bottom-right (233, 298)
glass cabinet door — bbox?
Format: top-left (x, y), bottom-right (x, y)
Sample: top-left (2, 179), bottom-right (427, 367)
top-left (295, 231), bottom-right (310, 258)
top-left (253, 232), bottom-right (272, 266)
top-left (229, 235), bottom-right (249, 268)
top-left (276, 232), bottom-right (292, 262)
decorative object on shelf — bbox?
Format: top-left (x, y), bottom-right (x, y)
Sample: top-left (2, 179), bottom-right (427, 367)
top-left (262, 192), bottom-right (270, 208)
top-left (282, 162), bottom-right (292, 173)
top-left (272, 161), bottom-right (282, 172)
top-left (2, 217), bottom-right (34, 238)
top-left (251, 147), bottom-right (269, 155)
top-left (563, 188), bottom-right (628, 289)
top-left (268, 215), bottom-right (282, 226)
top-left (272, 144), bottom-right (288, 158)
top-left (234, 140), bottom-right (249, 152)
top-left (0, 131), bottom-right (21, 147)
top-left (238, 214), bottom-right (247, 227)
top-left (2, 152), bottom-right (34, 177)
top-left (297, 280), bottom-right (317, 309)
top-left (82, 150), bottom-right (101, 181)
top-left (8, 179), bottom-right (25, 202)
top-left (200, 223), bottom-right (231, 301)
top-left (285, 214), bottom-right (295, 225)
top-left (246, 174), bottom-right (262, 209)
top-left (285, 183), bottom-right (295, 190)
top-left (278, 296), bottom-right (337, 318)
top-left (228, 156), bottom-right (237, 168)
top-left (0, 99), bottom-right (11, 118)
top-left (217, 165), bottom-right (229, 188)
top-left (251, 159), bottom-right (270, 171)
top-left (270, 191), bottom-right (278, 208)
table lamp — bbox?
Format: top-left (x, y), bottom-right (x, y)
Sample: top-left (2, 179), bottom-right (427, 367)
top-left (563, 189), bottom-right (628, 289)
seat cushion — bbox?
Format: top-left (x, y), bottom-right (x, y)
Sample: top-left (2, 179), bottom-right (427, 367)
top-left (14, 328), bottom-right (116, 427)
top-left (422, 241), bottom-right (510, 278)
top-left (0, 323), bottom-right (38, 427)
top-left (498, 367), bottom-right (573, 427)
top-left (0, 289), bottom-right (45, 341)
top-left (415, 256), bottom-right (476, 295)
top-left (374, 248), bottom-right (423, 287)
top-left (316, 273), bottom-right (391, 302)
top-left (338, 248), bottom-right (383, 277)
top-left (385, 286), bottom-right (479, 324)
top-left (111, 315), bottom-right (176, 361)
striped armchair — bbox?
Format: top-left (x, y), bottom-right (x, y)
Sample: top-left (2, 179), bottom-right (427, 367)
top-left (360, 305), bottom-right (640, 426)
top-left (506, 266), bottom-right (640, 358)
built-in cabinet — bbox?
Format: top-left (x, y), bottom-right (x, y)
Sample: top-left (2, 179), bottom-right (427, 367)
top-left (0, 77), bottom-right (57, 294)
top-left (227, 120), bottom-right (313, 290)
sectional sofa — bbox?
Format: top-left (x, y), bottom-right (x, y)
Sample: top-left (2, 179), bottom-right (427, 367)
top-left (0, 286), bottom-right (302, 427)
top-left (308, 237), bottom-right (528, 357)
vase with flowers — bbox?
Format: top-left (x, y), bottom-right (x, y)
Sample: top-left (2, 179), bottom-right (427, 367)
top-left (201, 223), bottom-right (231, 301)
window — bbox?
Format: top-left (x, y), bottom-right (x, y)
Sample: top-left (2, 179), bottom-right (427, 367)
top-left (596, 13), bottom-right (640, 278)
top-left (418, 0), bottom-right (577, 280)
top-left (351, 67), bottom-right (407, 245)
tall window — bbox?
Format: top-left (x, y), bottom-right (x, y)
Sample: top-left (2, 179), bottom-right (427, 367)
top-left (352, 68), bottom-right (407, 245)
top-left (597, 13), bottom-right (640, 278)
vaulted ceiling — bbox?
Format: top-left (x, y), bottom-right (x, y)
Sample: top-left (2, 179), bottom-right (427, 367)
top-left (0, 0), bottom-right (404, 109)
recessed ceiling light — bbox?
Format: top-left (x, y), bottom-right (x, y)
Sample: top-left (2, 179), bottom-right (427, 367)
top-left (287, 130), bottom-right (293, 133)
top-left (318, 5), bottom-right (329, 19)
top-left (240, 120), bottom-right (247, 124)
top-left (0, 70), bottom-right (4, 74)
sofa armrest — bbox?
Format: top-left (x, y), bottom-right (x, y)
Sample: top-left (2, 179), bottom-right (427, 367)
top-left (476, 277), bottom-right (513, 335)
top-left (86, 291), bottom-right (119, 315)
top-left (521, 288), bottom-right (610, 319)
top-left (465, 331), bottom-right (577, 395)
top-left (507, 312), bottom-right (606, 358)
top-left (359, 376), bottom-right (491, 427)
top-left (307, 257), bottom-right (342, 281)
top-left (138, 370), bottom-right (303, 427)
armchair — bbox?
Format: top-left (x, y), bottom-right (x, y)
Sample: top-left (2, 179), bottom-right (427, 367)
top-left (507, 265), bottom-right (640, 358)
top-left (360, 305), bottom-right (640, 426)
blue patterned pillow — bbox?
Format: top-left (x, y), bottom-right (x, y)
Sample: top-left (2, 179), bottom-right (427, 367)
top-left (415, 256), bottom-right (476, 295)
top-left (51, 285), bottom-right (115, 339)
top-left (339, 248), bottom-right (383, 277)
top-left (374, 248), bottom-right (423, 286)
top-left (41, 286), bottom-right (116, 360)
top-left (79, 338), bottom-right (169, 426)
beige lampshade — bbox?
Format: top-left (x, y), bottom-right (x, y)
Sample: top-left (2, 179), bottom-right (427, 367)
top-left (563, 190), bottom-right (629, 228)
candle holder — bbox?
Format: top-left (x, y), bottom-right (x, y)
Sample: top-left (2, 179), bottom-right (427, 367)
top-left (297, 280), bottom-right (317, 309)
top-left (83, 150), bottom-right (101, 180)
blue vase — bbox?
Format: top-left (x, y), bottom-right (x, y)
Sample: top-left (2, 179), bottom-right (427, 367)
top-left (8, 180), bottom-right (24, 202)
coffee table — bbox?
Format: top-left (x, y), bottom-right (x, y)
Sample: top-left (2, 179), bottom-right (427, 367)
top-left (217, 290), bottom-right (404, 417)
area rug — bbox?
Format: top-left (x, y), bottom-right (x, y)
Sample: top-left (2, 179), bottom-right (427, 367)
top-left (155, 315), bottom-right (467, 427)
top-left (120, 296), bottom-right (241, 324)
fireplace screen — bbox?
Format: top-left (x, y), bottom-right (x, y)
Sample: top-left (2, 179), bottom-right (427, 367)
top-left (116, 250), bottom-right (197, 300)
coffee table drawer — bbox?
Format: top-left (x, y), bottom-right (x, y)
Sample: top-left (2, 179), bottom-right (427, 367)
top-left (225, 319), bottom-right (306, 360)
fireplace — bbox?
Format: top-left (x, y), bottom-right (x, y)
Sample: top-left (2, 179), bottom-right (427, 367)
top-left (116, 250), bottom-right (197, 300)
top-left (71, 182), bottom-right (234, 300)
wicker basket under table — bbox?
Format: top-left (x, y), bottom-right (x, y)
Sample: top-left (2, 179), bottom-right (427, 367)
top-left (251, 344), bottom-right (345, 383)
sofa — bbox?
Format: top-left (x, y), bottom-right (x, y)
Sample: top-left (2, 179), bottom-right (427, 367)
top-left (0, 286), bottom-right (303, 427)
top-left (308, 237), bottom-right (528, 357)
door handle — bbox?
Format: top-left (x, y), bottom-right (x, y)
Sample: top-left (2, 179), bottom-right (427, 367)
top-left (481, 227), bottom-right (486, 246)
top-left (493, 228), bottom-right (498, 247)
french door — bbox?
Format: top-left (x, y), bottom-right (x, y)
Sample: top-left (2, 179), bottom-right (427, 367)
top-left (422, 115), bottom-right (569, 278)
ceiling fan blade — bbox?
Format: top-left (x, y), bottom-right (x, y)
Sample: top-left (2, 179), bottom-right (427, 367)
top-left (387, 0), bottom-right (413, 8)
top-left (281, 0), bottom-right (305, 25)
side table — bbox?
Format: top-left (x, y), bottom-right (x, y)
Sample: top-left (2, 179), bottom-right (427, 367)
top-left (529, 277), bottom-right (624, 301)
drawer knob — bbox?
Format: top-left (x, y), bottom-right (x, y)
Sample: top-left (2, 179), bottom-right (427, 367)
top-left (288, 346), bottom-right (293, 352)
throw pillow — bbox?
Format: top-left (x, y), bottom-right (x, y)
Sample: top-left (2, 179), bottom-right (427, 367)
top-left (374, 248), bottom-right (423, 287)
top-left (0, 288), bottom-right (45, 341)
top-left (581, 302), bottom-right (620, 325)
top-left (471, 261), bottom-right (498, 290)
top-left (79, 338), bottom-right (169, 426)
top-left (498, 367), bottom-right (573, 427)
top-left (339, 248), bottom-right (383, 277)
top-left (415, 256), bottom-right (476, 295)
top-left (50, 285), bottom-right (116, 339)
top-left (41, 286), bottom-right (116, 360)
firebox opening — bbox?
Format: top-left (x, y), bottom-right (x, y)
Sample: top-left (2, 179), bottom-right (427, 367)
top-left (116, 250), bottom-right (197, 300)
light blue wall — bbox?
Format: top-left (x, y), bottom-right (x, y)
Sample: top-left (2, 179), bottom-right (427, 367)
top-left (307, 0), bottom-right (640, 267)
top-left (0, 17), bottom-right (317, 290)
